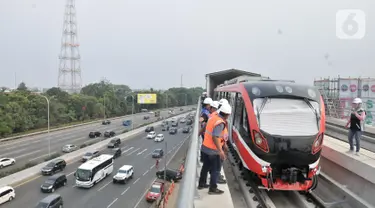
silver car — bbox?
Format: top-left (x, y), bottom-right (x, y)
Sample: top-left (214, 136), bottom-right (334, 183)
top-left (81, 150), bottom-right (100, 162)
top-left (62, 144), bottom-right (78, 153)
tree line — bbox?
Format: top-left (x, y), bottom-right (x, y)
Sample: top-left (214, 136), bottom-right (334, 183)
top-left (0, 81), bottom-right (204, 138)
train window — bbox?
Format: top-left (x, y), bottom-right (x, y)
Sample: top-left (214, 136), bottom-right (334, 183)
top-left (242, 107), bottom-right (248, 132)
top-left (233, 93), bottom-right (242, 129)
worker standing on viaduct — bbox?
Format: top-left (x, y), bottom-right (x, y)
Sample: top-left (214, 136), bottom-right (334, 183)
top-left (345, 97), bottom-right (366, 155)
top-left (198, 102), bottom-right (232, 195)
top-left (199, 97), bottom-right (213, 162)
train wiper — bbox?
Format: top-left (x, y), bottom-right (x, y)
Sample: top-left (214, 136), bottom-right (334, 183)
top-left (257, 97), bottom-right (269, 127)
top-left (304, 98), bottom-right (320, 129)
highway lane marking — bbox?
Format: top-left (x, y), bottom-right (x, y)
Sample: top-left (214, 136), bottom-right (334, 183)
top-left (67, 171), bottom-right (75, 177)
top-left (134, 133), bottom-right (191, 208)
top-left (107, 198), bottom-right (118, 208)
top-left (121, 187), bottom-right (130, 195)
top-left (15, 149), bottom-right (42, 159)
top-left (133, 178), bottom-right (140, 184)
top-left (143, 170), bottom-right (149, 176)
top-left (122, 146), bottom-right (134, 153)
top-left (29, 151), bottom-right (57, 162)
top-left (137, 148), bottom-right (147, 155)
top-left (120, 145), bottom-right (128, 151)
top-left (134, 178), bottom-right (157, 208)
top-left (10, 112), bottom-right (189, 189)
top-left (143, 152), bottom-right (152, 158)
top-left (126, 147), bottom-right (140, 156)
top-left (97, 180), bottom-right (112, 192)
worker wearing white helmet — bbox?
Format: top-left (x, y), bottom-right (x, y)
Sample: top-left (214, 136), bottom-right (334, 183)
top-left (198, 102), bottom-right (232, 194)
top-left (199, 97), bottom-right (213, 162)
top-left (345, 97), bottom-right (366, 155)
top-left (217, 98), bottom-right (229, 114)
top-left (210, 101), bottom-right (220, 114)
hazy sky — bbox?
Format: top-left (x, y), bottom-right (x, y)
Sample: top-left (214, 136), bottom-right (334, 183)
top-left (0, 0), bottom-right (374, 89)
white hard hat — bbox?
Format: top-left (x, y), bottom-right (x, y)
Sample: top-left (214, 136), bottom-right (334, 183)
top-left (211, 101), bottom-right (219, 109)
top-left (353, 98), bottom-right (362, 104)
top-left (219, 103), bottom-right (232, 114)
top-left (203, 97), bottom-right (213, 105)
top-left (219, 99), bottom-right (229, 105)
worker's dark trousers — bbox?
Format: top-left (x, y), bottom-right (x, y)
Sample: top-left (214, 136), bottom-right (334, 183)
top-left (198, 152), bottom-right (220, 190)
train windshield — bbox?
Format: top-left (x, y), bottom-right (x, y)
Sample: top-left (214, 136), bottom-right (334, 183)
top-left (253, 98), bottom-right (320, 136)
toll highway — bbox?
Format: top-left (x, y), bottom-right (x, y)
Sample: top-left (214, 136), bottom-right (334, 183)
top-left (5, 123), bottom-right (192, 208)
top-left (0, 107), bottom-right (191, 175)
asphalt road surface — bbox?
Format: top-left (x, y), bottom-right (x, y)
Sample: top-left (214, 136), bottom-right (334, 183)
top-left (0, 107), bottom-right (192, 175)
top-left (5, 123), bottom-right (192, 208)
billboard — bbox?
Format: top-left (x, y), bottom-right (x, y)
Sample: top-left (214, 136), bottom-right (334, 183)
top-left (137, 93), bottom-right (157, 104)
top-left (338, 78), bottom-right (359, 98)
top-left (360, 78), bottom-right (375, 98)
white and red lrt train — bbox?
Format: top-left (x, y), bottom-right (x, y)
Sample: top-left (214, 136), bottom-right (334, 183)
top-left (214, 77), bottom-right (325, 191)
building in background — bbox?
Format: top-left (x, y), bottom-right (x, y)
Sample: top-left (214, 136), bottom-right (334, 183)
top-left (314, 77), bottom-right (375, 126)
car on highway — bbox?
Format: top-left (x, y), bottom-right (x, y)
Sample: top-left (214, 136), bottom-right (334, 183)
top-left (180, 108), bottom-right (183, 111)
top-left (169, 127), bottom-right (178, 135)
top-left (182, 126), bottom-right (191, 133)
top-left (180, 118), bottom-right (186, 123)
top-left (171, 121), bottom-right (178, 127)
top-left (36, 194), bottom-right (63, 208)
top-left (161, 124), bottom-right (169, 131)
top-left (123, 120), bottom-right (131, 126)
top-left (186, 119), bottom-right (193, 125)
top-left (162, 120), bottom-right (169, 125)
top-left (0, 186), bottom-right (15, 205)
top-left (104, 130), bottom-right (116, 138)
top-left (81, 150), bottom-right (100, 162)
top-left (145, 181), bottom-right (164, 202)
top-left (156, 168), bottom-right (182, 182)
top-left (141, 109), bottom-right (148, 112)
top-left (62, 144), bottom-right (78, 153)
top-left (147, 131), bottom-right (156, 139)
top-left (0, 158), bottom-right (16, 168)
top-left (107, 138), bottom-right (121, 148)
top-left (102, 120), bottom-right (111, 125)
top-left (154, 134), bottom-right (164, 142)
top-left (110, 148), bottom-right (122, 159)
top-left (143, 115), bottom-right (150, 120)
top-left (41, 159), bottom-right (66, 175)
top-left (113, 165), bottom-right (134, 184)
top-left (145, 126), bottom-right (154, 132)
top-left (152, 149), bottom-right (164, 158)
top-left (40, 173), bottom-right (67, 193)
top-left (88, 131), bottom-right (101, 138)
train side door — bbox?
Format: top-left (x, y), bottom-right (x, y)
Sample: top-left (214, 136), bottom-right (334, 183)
top-left (227, 92), bottom-right (236, 146)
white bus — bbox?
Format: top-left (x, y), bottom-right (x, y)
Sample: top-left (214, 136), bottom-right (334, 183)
top-left (75, 154), bottom-right (114, 188)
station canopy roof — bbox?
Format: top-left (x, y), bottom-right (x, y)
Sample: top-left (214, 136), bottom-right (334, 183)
top-left (205, 68), bottom-right (262, 85)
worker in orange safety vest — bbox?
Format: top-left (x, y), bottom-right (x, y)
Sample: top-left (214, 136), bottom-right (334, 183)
top-left (198, 102), bottom-right (232, 195)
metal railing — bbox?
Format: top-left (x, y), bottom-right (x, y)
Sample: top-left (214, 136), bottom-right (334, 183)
top-left (176, 98), bottom-right (202, 208)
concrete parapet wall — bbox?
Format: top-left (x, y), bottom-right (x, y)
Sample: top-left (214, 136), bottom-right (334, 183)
top-left (321, 135), bottom-right (375, 205)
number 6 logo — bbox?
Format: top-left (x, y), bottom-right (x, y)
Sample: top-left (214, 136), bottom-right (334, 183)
top-left (336, 9), bottom-right (366, 40)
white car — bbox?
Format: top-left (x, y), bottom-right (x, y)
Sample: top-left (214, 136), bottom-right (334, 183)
top-left (154, 134), bottom-right (164, 142)
top-left (0, 186), bottom-right (15, 204)
top-left (0, 158), bottom-right (15, 169)
top-left (62, 144), bottom-right (78, 153)
top-left (147, 131), bottom-right (156, 139)
top-left (113, 165), bottom-right (134, 184)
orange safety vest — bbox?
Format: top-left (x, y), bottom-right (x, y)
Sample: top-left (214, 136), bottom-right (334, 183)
top-left (203, 116), bottom-right (226, 150)
top-left (210, 111), bottom-right (218, 118)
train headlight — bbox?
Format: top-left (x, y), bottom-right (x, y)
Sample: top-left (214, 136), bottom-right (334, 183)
top-left (255, 136), bottom-right (263, 145)
top-left (313, 139), bottom-right (320, 147)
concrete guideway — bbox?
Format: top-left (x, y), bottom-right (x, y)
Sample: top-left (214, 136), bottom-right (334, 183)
top-left (321, 135), bottom-right (375, 207)
top-left (0, 107), bottom-right (192, 176)
top-left (4, 123), bottom-right (192, 208)
top-left (326, 116), bottom-right (375, 135)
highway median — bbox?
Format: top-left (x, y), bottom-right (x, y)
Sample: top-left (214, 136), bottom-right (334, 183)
top-left (0, 105), bottom-right (194, 143)
top-left (0, 110), bottom-right (193, 188)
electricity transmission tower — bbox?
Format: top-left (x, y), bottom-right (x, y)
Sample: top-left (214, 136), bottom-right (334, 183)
top-left (58, 0), bottom-right (82, 93)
